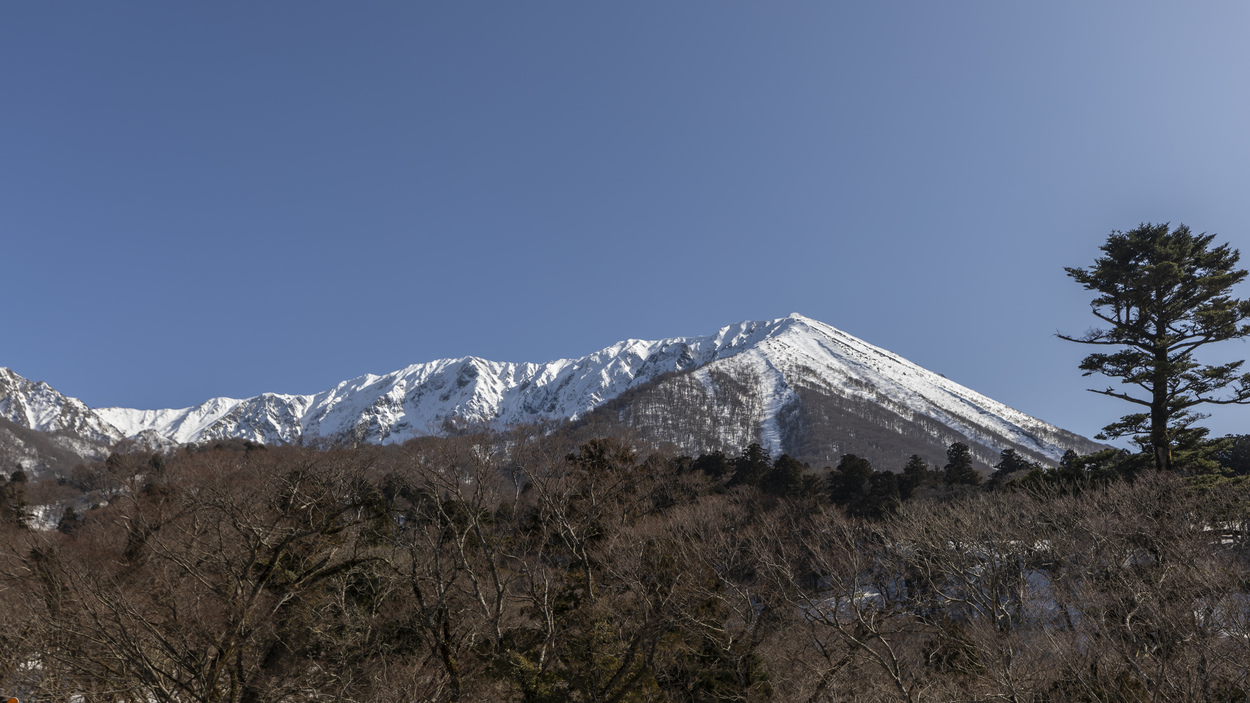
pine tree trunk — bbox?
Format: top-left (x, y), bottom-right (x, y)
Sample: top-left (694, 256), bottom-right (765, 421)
top-left (1152, 354), bottom-right (1170, 472)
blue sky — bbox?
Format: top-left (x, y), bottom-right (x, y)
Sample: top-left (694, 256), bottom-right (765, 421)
top-left (3, 2), bottom-right (1249, 443)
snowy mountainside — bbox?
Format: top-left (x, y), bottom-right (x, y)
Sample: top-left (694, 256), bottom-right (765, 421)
top-left (0, 367), bottom-right (123, 446)
top-left (0, 415), bottom-right (105, 477)
top-left (585, 316), bottom-right (1102, 468)
top-left (4, 314), bottom-right (1100, 466)
top-left (733, 316), bottom-right (1081, 458)
top-left (93, 319), bottom-right (796, 446)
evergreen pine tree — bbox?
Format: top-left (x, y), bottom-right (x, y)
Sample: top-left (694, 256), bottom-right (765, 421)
top-left (943, 442), bottom-right (981, 486)
top-left (762, 454), bottom-right (805, 497)
top-left (1212, 434), bottom-right (1250, 476)
top-left (1060, 222), bottom-right (1250, 471)
top-left (988, 448), bottom-right (1037, 488)
top-left (1056, 449), bottom-right (1084, 482)
top-left (828, 454), bottom-right (873, 505)
top-left (1, 470), bottom-right (30, 529)
top-left (692, 450), bottom-right (732, 479)
top-left (729, 443), bottom-right (772, 487)
top-left (899, 454), bottom-right (937, 500)
top-left (58, 504), bottom-right (84, 534)
top-left (860, 471), bottom-right (901, 519)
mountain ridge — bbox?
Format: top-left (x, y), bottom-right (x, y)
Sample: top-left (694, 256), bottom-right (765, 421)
top-left (2, 314), bottom-right (1102, 469)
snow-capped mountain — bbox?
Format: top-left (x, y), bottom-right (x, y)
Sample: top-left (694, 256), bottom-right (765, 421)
top-left (2, 314), bottom-right (1101, 468)
top-left (0, 367), bottom-right (124, 446)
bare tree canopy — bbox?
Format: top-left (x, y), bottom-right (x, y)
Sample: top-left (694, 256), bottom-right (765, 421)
top-left (3, 431), bottom-right (1250, 701)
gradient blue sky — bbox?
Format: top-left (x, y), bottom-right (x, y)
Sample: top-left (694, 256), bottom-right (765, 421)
top-left (3, 2), bottom-right (1249, 443)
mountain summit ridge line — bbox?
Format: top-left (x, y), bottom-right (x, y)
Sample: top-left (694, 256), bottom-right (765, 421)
top-left (2, 314), bottom-right (1097, 464)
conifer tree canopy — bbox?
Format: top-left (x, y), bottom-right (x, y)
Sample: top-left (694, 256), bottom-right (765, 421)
top-left (763, 454), bottom-right (806, 496)
top-left (729, 442), bottom-right (772, 487)
top-left (1060, 222), bottom-right (1250, 471)
top-left (943, 442), bottom-right (981, 486)
top-left (828, 454), bottom-right (874, 503)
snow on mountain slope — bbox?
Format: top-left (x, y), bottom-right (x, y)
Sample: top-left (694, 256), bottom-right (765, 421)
top-left (8, 314), bottom-right (1095, 462)
top-left (693, 315), bottom-right (1081, 461)
top-left (0, 367), bottom-right (124, 445)
top-left (94, 318), bottom-right (786, 446)
top-left (98, 396), bottom-right (268, 444)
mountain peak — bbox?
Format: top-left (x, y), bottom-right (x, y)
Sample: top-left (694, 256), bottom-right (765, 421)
top-left (0, 367), bottom-right (125, 446)
top-left (3, 315), bottom-right (1101, 468)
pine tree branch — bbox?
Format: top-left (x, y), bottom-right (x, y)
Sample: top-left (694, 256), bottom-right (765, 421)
top-left (1197, 394), bottom-right (1250, 406)
top-left (1055, 332), bottom-right (1123, 346)
top-left (1087, 388), bottom-right (1151, 406)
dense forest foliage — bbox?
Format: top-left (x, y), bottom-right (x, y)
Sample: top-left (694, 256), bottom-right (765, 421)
top-left (2, 427), bottom-right (1250, 702)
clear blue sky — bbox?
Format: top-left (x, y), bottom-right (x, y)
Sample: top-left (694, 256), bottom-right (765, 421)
top-left (3, 2), bottom-right (1249, 443)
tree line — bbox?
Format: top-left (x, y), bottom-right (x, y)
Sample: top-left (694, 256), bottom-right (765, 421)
top-left (2, 427), bottom-right (1249, 702)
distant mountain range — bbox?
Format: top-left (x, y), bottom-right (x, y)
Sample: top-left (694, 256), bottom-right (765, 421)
top-left (1, 314), bottom-right (1102, 475)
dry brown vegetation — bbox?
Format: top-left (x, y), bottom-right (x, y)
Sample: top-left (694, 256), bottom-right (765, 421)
top-left (2, 429), bottom-right (1249, 702)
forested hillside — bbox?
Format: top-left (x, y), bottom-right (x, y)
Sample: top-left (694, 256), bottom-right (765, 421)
top-left (2, 428), bottom-right (1248, 702)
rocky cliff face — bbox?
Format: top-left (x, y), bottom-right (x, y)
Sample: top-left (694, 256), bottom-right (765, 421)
top-left (0, 367), bottom-right (124, 446)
